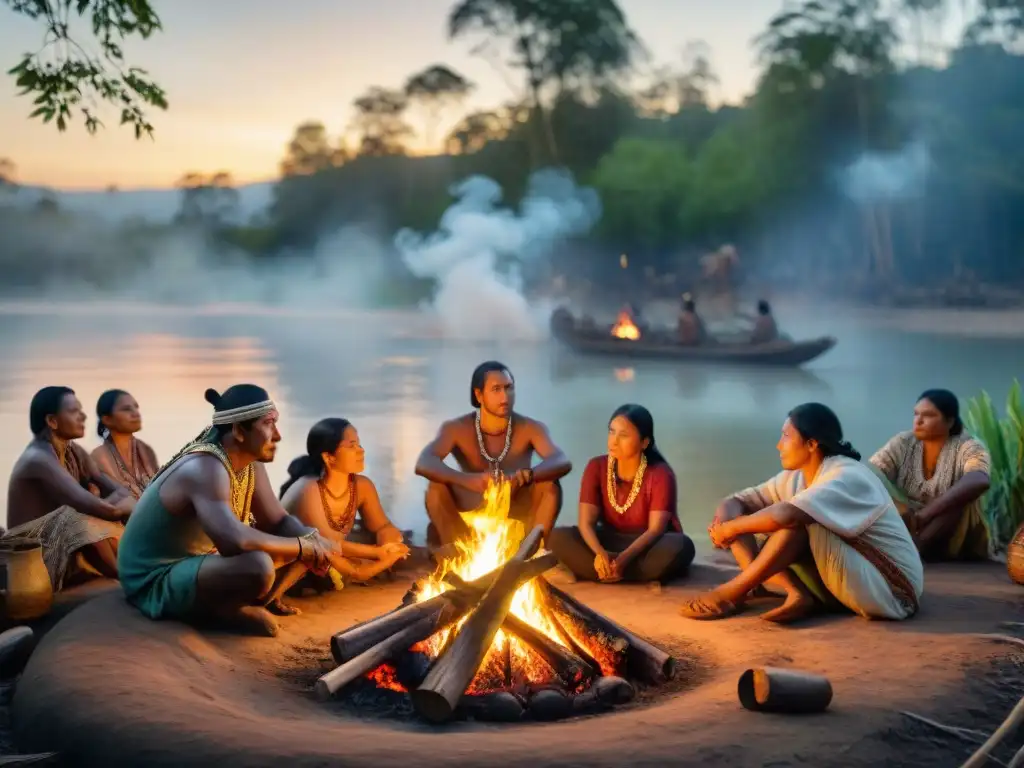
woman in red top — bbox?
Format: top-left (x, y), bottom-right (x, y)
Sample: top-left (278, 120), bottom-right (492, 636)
top-left (548, 404), bottom-right (695, 583)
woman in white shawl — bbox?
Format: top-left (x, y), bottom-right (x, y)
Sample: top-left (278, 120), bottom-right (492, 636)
top-left (680, 403), bottom-right (924, 624)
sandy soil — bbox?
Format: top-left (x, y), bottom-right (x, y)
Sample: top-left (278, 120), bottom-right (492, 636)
top-left (9, 560), bottom-right (1024, 768)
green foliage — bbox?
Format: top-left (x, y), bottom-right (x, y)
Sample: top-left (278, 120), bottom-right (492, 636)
top-left (965, 380), bottom-right (1024, 551)
top-left (5, 0), bottom-right (168, 136)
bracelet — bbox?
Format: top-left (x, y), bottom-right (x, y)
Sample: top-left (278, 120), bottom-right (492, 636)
top-left (295, 537), bottom-right (305, 564)
top-left (525, 468), bottom-right (535, 485)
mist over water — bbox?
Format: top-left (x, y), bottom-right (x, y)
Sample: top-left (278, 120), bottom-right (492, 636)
top-left (395, 169), bottom-right (601, 340)
top-left (837, 141), bottom-right (932, 203)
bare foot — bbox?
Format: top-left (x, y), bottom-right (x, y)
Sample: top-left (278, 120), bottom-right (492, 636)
top-left (760, 592), bottom-right (815, 624)
top-left (266, 599), bottom-right (301, 617)
top-left (679, 593), bottom-right (743, 621)
top-left (207, 606), bottom-right (280, 637)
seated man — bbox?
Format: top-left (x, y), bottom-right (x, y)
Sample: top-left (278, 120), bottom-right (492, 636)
top-left (4, 386), bottom-right (135, 591)
top-left (677, 294), bottom-right (707, 346)
top-left (680, 403), bottom-right (924, 624)
top-left (118, 384), bottom-right (376, 636)
top-left (749, 299), bottom-right (779, 344)
top-left (415, 361), bottom-right (572, 547)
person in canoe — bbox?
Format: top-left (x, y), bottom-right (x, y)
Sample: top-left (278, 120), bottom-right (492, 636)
top-left (3, 386), bottom-right (134, 590)
top-left (548, 404), bottom-right (695, 584)
top-left (679, 403), bottom-right (923, 624)
top-left (677, 294), bottom-right (707, 346)
top-left (415, 361), bottom-right (572, 548)
top-left (91, 389), bottom-right (160, 500)
top-left (117, 384), bottom-right (352, 636)
top-left (279, 417), bottom-right (410, 589)
top-left (748, 300), bottom-right (780, 344)
top-left (870, 389), bottom-right (991, 560)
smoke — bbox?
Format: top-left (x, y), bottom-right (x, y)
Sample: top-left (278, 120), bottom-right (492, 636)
top-left (394, 169), bottom-right (601, 341)
top-left (836, 140), bottom-right (931, 203)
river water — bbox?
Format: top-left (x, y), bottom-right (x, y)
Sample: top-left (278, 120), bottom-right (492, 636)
top-left (2, 300), bottom-right (1020, 552)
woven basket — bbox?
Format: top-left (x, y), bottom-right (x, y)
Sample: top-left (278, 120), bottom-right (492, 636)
top-left (1008, 523), bottom-right (1024, 586)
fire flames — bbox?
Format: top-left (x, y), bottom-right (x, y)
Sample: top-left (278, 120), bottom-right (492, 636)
top-left (610, 310), bottom-right (640, 340)
top-left (400, 481), bottom-right (609, 694)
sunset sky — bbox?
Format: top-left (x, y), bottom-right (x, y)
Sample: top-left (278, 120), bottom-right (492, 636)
top-left (0, 0), bottom-right (785, 190)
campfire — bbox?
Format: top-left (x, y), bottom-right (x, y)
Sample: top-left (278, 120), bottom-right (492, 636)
top-left (610, 311), bottom-right (641, 340)
top-left (317, 483), bottom-right (676, 723)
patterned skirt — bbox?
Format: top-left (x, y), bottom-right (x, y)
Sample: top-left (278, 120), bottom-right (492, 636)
top-left (2, 506), bottom-right (124, 591)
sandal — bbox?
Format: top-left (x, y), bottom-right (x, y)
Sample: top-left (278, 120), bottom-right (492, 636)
top-left (679, 595), bottom-right (741, 621)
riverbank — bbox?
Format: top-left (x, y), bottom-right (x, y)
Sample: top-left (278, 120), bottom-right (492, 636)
top-left (8, 559), bottom-right (1023, 767)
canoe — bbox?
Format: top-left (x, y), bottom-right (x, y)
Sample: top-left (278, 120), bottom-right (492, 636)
top-left (550, 316), bottom-right (836, 367)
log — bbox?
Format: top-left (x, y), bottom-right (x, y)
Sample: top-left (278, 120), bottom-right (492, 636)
top-left (443, 570), bottom-right (595, 688)
top-left (543, 581), bottom-right (676, 684)
top-left (458, 691), bottom-right (524, 722)
top-left (737, 667), bottom-right (833, 714)
top-left (529, 688), bottom-right (572, 721)
top-left (316, 599), bottom-right (465, 701)
top-left (395, 649), bottom-right (433, 690)
top-left (0, 626), bottom-right (36, 680)
top-left (329, 550), bottom-right (554, 663)
top-left (593, 675), bottom-right (635, 705)
top-left (410, 526), bottom-right (545, 723)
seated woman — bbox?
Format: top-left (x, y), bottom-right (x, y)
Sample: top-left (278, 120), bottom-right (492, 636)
top-left (90, 389), bottom-right (159, 500)
top-left (749, 300), bottom-right (779, 344)
top-left (4, 386), bottom-right (134, 591)
top-left (680, 402), bottom-right (923, 624)
top-left (548, 404), bottom-right (695, 584)
top-left (870, 389), bottom-right (991, 560)
top-left (279, 417), bottom-right (409, 589)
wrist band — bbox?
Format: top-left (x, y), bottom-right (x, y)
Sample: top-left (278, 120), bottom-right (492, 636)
top-left (295, 537), bottom-right (305, 564)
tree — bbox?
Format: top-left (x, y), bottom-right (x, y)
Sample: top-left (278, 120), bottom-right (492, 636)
top-left (447, 0), bottom-right (642, 163)
top-left (4, 0), bottom-right (168, 136)
top-left (175, 171), bottom-right (239, 226)
top-left (280, 121), bottom-right (347, 176)
top-left (404, 64), bottom-right (474, 151)
top-left (349, 86), bottom-right (414, 157)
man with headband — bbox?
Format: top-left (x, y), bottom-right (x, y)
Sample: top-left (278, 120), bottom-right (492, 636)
top-left (118, 384), bottom-right (376, 636)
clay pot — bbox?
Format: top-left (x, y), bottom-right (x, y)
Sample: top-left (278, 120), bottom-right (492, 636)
top-left (1008, 523), bottom-right (1024, 586)
top-left (0, 539), bottom-right (54, 622)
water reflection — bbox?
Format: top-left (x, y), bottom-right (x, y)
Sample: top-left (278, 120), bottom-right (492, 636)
top-left (2, 304), bottom-right (1022, 551)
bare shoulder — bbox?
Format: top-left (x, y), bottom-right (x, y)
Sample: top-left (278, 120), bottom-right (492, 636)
top-left (168, 453), bottom-right (230, 493)
top-left (354, 474), bottom-right (378, 495)
top-left (446, 414), bottom-right (475, 431)
top-left (280, 474), bottom-right (317, 510)
top-left (513, 413), bottom-right (548, 433)
top-left (10, 443), bottom-right (48, 478)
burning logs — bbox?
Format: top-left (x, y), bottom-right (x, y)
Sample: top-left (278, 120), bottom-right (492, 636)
top-left (319, 517), bottom-right (676, 725)
top-left (411, 525), bottom-right (545, 723)
top-left (542, 581), bottom-right (676, 684)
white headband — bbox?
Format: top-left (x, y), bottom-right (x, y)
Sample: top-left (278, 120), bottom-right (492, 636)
top-left (210, 400), bottom-right (276, 426)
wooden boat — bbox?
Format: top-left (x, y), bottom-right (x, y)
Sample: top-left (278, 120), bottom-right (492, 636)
top-left (550, 313), bottom-right (836, 367)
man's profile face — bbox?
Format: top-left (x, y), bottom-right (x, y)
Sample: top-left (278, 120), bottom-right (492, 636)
top-left (238, 411), bottom-right (281, 462)
top-left (48, 393), bottom-right (87, 440)
top-left (476, 370), bottom-right (514, 418)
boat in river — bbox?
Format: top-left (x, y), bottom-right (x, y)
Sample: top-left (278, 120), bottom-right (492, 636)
top-left (550, 310), bottom-right (836, 367)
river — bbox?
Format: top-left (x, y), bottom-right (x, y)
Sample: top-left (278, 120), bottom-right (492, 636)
top-left (2, 300), bottom-right (1021, 551)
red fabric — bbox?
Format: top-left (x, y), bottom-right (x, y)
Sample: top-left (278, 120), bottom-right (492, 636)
top-left (578, 455), bottom-right (681, 534)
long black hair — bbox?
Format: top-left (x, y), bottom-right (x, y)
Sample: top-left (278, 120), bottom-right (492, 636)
top-left (470, 361), bottom-right (513, 408)
top-left (279, 417), bottom-right (352, 498)
top-left (917, 388), bottom-right (964, 436)
top-left (29, 386), bottom-right (75, 436)
top-left (609, 404), bottom-right (666, 466)
top-left (96, 389), bottom-right (130, 439)
top-left (787, 402), bottom-right (862, 461)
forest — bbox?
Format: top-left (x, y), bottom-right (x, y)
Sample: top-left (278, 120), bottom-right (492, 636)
top-left (2, 0), bottom-right (1024, 301)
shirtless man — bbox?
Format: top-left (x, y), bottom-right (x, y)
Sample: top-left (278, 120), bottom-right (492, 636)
top-left (4, 386), bottom-right (135, 590)
top-left (118, 384), bottom-right (405, 636)
top-left (415, 361), bottom-right (572, 547)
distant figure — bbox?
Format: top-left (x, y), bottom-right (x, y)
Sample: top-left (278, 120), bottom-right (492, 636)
top-left (677, 294), bottom-right (706, 346)
top-left (749, 300), bottom-right (779, 345)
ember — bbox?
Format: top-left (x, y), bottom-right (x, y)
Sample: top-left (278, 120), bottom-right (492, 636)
top-left (610, 310), bottom-right (641, 340)
top-left (318, 481), bottom-right (675, 723)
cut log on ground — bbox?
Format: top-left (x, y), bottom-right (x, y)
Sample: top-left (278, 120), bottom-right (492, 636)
top-left (458, 691), bottom-right (524, 722)
top-left (542, 581), bottom-right (676, 684)
top-left (411, 526), bottom-right (544, 723)
top-left (317, 599), bottom-right (465, 700)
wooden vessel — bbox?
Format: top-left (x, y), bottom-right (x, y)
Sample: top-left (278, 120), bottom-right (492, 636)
top-left (550, 313), bottom-right (836, 367)
top-left (1008, 523), bottom-right (1024, 585)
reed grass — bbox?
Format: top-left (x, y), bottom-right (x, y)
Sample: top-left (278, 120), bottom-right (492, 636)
top-left (965, 380), bottom-right (1024, 552)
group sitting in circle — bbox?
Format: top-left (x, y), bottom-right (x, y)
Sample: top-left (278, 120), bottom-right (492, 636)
top-left (0, 360), bottom-right (991, 633)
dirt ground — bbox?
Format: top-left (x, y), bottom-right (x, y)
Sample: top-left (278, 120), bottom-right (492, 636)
top-left (9, 559), bottom-right (1024, 768)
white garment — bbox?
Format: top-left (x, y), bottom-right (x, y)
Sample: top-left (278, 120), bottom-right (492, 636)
top-left (734, 456), bottom-right (925, 620)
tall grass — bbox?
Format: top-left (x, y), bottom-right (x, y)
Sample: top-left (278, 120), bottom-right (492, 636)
top-left (965, 380), bottom-right (1024, 552)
